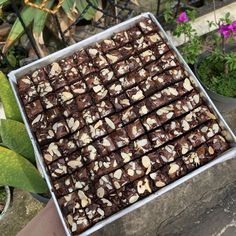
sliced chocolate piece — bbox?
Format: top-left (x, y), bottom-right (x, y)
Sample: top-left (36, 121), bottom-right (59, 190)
top-left (74, 127), bottom-right (92, 148)
top-left (140, 77), bottom-right (157, 96)
top-left (127, 26), bottom-right (142, 40)
top-left (196, 144), bottom-right (212, 164)
top-left (97, 100), bottom-right (114, 118)
top-left (193, 106), bottom-right (217, 123)
top-left (165, 159), bottom-right (187, 181)
top-left (74, 48), bottom-right (90, 64)
top-left (35, 126), bottom-right (55, 145)
top-left (72, 167), bottom-right (90, 190)
top-left (173, 99), bottom-right (191, 117)
top-left (82, 106), bottom-right (100, 124)
top-left (156, 104), bottom-right (175, 124)
top-left (159, 51), bottom-right (178, 70)
top-left (186, 129), bottom-right (206, 148)
top-left (57, 138), bottom-right (77, 156)
top-left (105, 49), bottom-right (123, 65)
top-left (70, 80), bottom-right (87, 95)
top-left (48, 157), bottom-right (68, 179)
top-left (207, 134), bottom-right (229, 154)
top-left (126, 85), bottom-right (145, 103)
top-left (94, 175), bottom-right (114, 198)
top-left (182, 151), bottom-right (201, 171)
top-left (66, 112), bottom-right (85, 133)
top-left (93, 53), bottom-right (109, 69)
top-left (86, 44), bottom-right (101, 59)
top-left (89, 120), bottom-right (107, 139)
top-left (36, 80), bottom-right (53, 97)
top-left (175, 78), bottom-right (193, 96)
top-left (152, 42), bottom-right (169, 58)
top-left (76, 93), bottom-right (92, 111)
top-left (149, 170), bottom-right (170, 189)
top-left (119, 145), bottom-right (135, 164)
top-left (142, 112), bottom-right (161, 131)
top-left (56, 86), bottom-right (74, 104)
top-left (187, 90), bottom-right (202, 109)
top-left (117, 184), bottom-right (140, 207)
top-left (180, 112), bottom-right (199, 132)
top-left (100, 39), bottom-right (117, 52)
top-left (52, 120), bottom-right (70, 139)
top-left (20, 85), bottom-right (38, 104)
top-left (141, 151), bottom-right (163, 174)
top-left (78, 61), bottom-right (97, 76)
top-left (25, 99), bottom-right (43, 120)
top-left (156, 144), bottom-right (178, 164)
top-left (166, 66), bottom-right (188, 82)
top-left (126, 119), bottom-right (145, 140)
top-left (111, 128), bottom-right (130, 148)
top-left (118, 43), bottom-right (134, 58)
top-left (133, 135), bottom-right (152, 157)
top-left (41, 93), bottom-right (58, 109)
top-left (42, 142), bottom-right (62, 164)
top-left (77, 185), bottom-right (94, 208)
top-left (65, 150), bottom-right (84, 173)
top-left (111, 94), bottom-right (130, 112)
top-left (113, 60), bottom-right (130, 77)
top-left (58, 191), bottom-right (80, 215)
top-left (133, 176), bottom-right (153, 197)
top-left (96, 135), bottom-right (116, 156)
top-left (18, 75), bottom-right (34, 92)
top-left (61, 99), bottom-right (78, 117)
top-left (136, 100), bottom-right (151, 117)
top-left (161, 86), bottom-right (180, 102)
top-left (109, 168), bottom-right (130, 189)
top-left (127, 55), bottom-right (143, 71)
top-left (139, 49), bottom-right (156, 64)
top-left (138, 18), bottom-right (158, 34)
top-left (145, 32), bottom-right (162, 46)
top-left (104, 115), bottom-right (122, 133)
top-left (200, 121), bottom-right (220, 140)
top-left (30, 68), bottom-right (48, 85)
top-left (107, 81), bottom-right (123, 97)
top-left (99, 67), bottom-right (116, 84)
top-left (92, 84), bottom-right (109, 102)
top-left (53, 175), bottom-right (75, 197)
top-left (85, 203), bottom-right (105, 224)
top-left (81, 144), bottom-right (100, 164)
top-left (112, 30), bottom-right (130, 45)
top-left (145, 60), bottom-right (163, 76)
top-left (148, 92), bottom-right (167, 110)
top-left (164, 120), bottom-right (183, 139)
top-left (95, 197), bottom-right (119, 217)
top-left (46, 62), bottom-right (63, 79)
top-left (149, 128), bottom-right (169, 148)
top-left (132, 36), bottom-right (149, 52)
top-left (124, 160), bottom-right (145, 182)
top-left (84, 73), bottom-right (102, 89)
top-left (66, 209), bottom-right (90, 234)
top-left (175, 136), bottom-right (193, 156)
top-left (121, 106), bottom-right (138, 125)
top-left (31, 113), bottom-right (48, 132)
top-left (59, 56), bottom-right (80, 84)
top-left (152, 73), bottom-right (172, 89)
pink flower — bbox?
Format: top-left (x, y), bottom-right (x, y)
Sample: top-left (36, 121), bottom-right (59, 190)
top-left (177, 12), bottom-right (189, 23)
top-left (229, 21), bottom-right (236, 32)
top-left (219, 24), bottom-right (231, 39)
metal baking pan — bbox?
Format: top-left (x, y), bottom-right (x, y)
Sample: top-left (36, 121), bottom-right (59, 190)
top-left (8, 12), bottom-right (236, 236)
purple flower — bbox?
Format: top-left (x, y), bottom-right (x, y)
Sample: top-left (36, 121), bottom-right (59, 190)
top-left (229, 21), bottom-right (236, 32)
top-left (177, 12), bottom-right (189, 23)
top-left (218, 24), bottom-right (231, 39)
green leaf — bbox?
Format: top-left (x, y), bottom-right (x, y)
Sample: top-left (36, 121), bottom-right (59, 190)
top-left (3, 6), bottom-right (35, 53)
top-left (0, 119), bottom-right (35, 164)
top-left (0, 71), bottom-right (22, 122)
top-left (76, 0), bottom-right (98, 20)
top-left (0, 147), bottom-right (48, 193)
top-left (0, 0), bottom-right (9, 6)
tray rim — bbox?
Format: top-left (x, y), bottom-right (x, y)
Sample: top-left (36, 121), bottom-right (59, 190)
top-left (8, 12), bottom-right (236, 236)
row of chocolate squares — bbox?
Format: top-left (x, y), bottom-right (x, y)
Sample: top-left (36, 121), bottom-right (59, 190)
top-left (18, 44), bottom-right (180, 108)
top-left (49, 117), bottom-right (222, 196)
top-left (29, 78), bottom-right (195, 146)
top-left (58, 134), bottom-right (229, 235)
